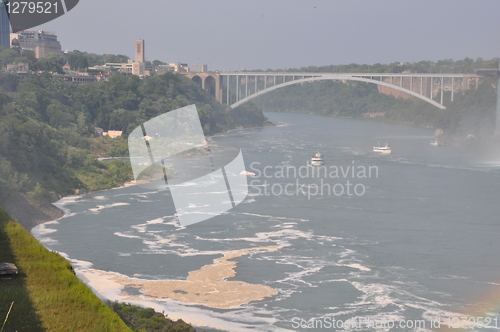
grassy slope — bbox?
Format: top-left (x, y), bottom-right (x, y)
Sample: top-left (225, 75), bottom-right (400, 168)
top-left (0, 209), bottom-right (132, 332)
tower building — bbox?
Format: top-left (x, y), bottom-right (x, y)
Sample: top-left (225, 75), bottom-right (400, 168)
top-left (135, 39), bottom-right (145, 63)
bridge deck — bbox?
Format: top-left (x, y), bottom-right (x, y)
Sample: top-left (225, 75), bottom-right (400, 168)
top-left (219, 72), bottom-right (469, 78)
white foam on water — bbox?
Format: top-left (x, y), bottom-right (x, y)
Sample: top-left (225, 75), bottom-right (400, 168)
top-left (31, 195), bottom-right (83, 246)
top-left (114, 232), bottom-right (142, 239)
top-left (131, 224), bottom-right (147, 233)
top-left (241, 197), bottom-right (256, 204)
top-left (163, 217), bottom-right (186, 230)
top-left (165, 249), bottom-right (225, 257)
top-left (195, 228), bottom-right (313, 246)
top-left (187, 202), bottom-right (211, 208)
top-left (47, 195), bottom-right (83, 220)
top-left (338, 248), bottom-right (357, 258)
top-left (315, 234), bottom-right (343, 243)
top-left (349, 281), bottom-right (399, 309)
top-left (275, 264), bottom-right (324, 287)
top-left (146, 218), bottom-right (164, 224)
top-left (239, 212), bottom-right (276, 218)
top-left (89, 202), bottom-right (130, 212)
top-left (344, 263), bottom-right (371, 272)
top-left (31, 221), bottom-right (59, 237)
top-left (53, 195), bottom-right (82, 209)
top-left (58, 252), bottom-right (94, 269)
top-left (196, 190), bottom-right (229, 195)
top-left (114, 189), bottom-right (162, 198)
top-left (38, 237), bottom-right (59, 245)
top-left (329, 275), bottom-right (469, 332)
top-left (76, 268), bottom-right (124, 300)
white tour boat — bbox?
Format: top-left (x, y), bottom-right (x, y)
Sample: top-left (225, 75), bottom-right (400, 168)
top-left (310, 152), bottom-right (325, 166)
top-left (373, 143), bottom-right (391, 154)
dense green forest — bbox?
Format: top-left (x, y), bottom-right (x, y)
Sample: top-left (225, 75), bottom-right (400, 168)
top-left (253, 57), bottom-right (498, 139)
top-left (256, 57), bottom-right (499, 74)
top-left (0, 70), bottom-right (269, 206)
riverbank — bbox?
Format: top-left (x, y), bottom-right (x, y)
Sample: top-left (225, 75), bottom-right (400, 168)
top-left (1, 192), bottom-right (65, 230)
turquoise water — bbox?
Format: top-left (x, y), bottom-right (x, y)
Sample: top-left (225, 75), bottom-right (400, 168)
top-left (33, 112), bottom-right (500, 331)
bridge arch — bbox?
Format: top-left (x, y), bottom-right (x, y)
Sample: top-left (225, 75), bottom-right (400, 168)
top-left (182, 72), bottom-right (223, 103)
top-left (205, 76), bottom-right (217, 98)
top-left (191, 75), bottom-right (202, 87)
top-left (229, 75), bottom-right (446, 109)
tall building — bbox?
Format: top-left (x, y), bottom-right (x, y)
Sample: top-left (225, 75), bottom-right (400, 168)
top-left (135, 39), bottom-right (145, 63)
top-left (191, 64), bottom-right (208, 73)
top-left (0, 2), bottom-right (10, 48)
top-left (10, 30), bottom-right (61, 58)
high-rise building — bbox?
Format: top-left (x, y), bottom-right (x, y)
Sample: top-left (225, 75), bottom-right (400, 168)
top-left (0, 2), bottom-right (10, 48)
top-left (135, 39), bottom-right (145, 63)
top-left (10, 30), bottom-right (61, 58)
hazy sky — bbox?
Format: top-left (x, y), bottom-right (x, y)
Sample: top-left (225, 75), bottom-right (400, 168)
top-left (36, 0), bottom-right (500, 71)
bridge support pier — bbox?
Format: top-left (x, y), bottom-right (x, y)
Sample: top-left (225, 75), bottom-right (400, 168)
top-left (451, 77), bottom-right (454, 102)
top-left (441, 77), bottom-right (444, 105)
top-left (495, 75), bottom-right (500, 136)
top-left (430, 77), bottom-right (433, 100)
top-left (182, 72), bottom-right (223, 104)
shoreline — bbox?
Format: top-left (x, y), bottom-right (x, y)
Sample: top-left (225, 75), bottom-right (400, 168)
top-left (3, 116), bottom-right (275, 231)
top-left (1, 191), bottom-right (65, 230)
top-left (3, 181), bottom-right (139, 231)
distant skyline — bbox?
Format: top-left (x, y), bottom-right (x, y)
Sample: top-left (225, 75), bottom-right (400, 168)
top-left (35, 0), bottom-right (500, 71)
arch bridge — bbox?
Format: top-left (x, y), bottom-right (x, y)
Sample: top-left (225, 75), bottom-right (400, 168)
top-left (183, 71), bottom-right (481, 110)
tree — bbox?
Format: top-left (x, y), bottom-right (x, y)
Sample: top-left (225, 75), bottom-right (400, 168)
top-left (68, 50), bottom-right (89, 71)
top-left (38, 53), bottom-right (64, 73)
top-left (0, 48), bottom-right (22, 68)
top-left (27, 182), bottom-right (50, 207)
top-left (46, 101), bottom-right (76, 128)
top-left (152, 60), bottom-right (167, 67)
top-left (21, 49), bottom-right (36, 62)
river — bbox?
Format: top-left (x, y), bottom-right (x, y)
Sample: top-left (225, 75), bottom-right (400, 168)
top-left (33, 112), bottom-right (500, 331)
